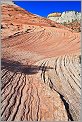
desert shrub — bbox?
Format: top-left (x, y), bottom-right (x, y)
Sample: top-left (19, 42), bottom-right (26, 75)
top-left (63, 22), bottom-right (67, 25)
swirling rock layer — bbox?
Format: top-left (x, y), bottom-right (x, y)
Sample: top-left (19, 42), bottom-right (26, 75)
top-left (1, 3), bottom-right (81, 121)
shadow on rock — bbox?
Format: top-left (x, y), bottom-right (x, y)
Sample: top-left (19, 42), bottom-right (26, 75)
top-left (1, 58), bottom-right (53, 75)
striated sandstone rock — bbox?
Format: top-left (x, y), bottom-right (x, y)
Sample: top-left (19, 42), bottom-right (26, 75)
top-left (1, 3), bottom-right (72, 39)
top-left (1, 2), bottom-right (81, 121)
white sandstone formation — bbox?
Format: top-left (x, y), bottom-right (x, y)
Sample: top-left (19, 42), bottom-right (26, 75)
top-left (48, 11), bottom-right (81, 24)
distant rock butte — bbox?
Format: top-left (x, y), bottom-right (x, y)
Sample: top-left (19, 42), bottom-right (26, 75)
top-left (48, 11), bottom-right (81, 23)
top-left (48, 11), bottom-right (81, 32)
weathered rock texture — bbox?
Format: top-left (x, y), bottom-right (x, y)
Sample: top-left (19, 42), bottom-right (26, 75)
top-left (1, 3), bottom-right (81, 121)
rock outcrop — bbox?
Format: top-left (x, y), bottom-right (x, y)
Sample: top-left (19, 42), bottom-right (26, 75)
top-left (48, 11), bottom-right (81, 32)
top-left (1, 3), bottom-right (81, 121)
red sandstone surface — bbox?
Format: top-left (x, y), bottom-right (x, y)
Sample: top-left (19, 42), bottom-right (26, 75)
top-left (1, 3), bottom-right (81, 121)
